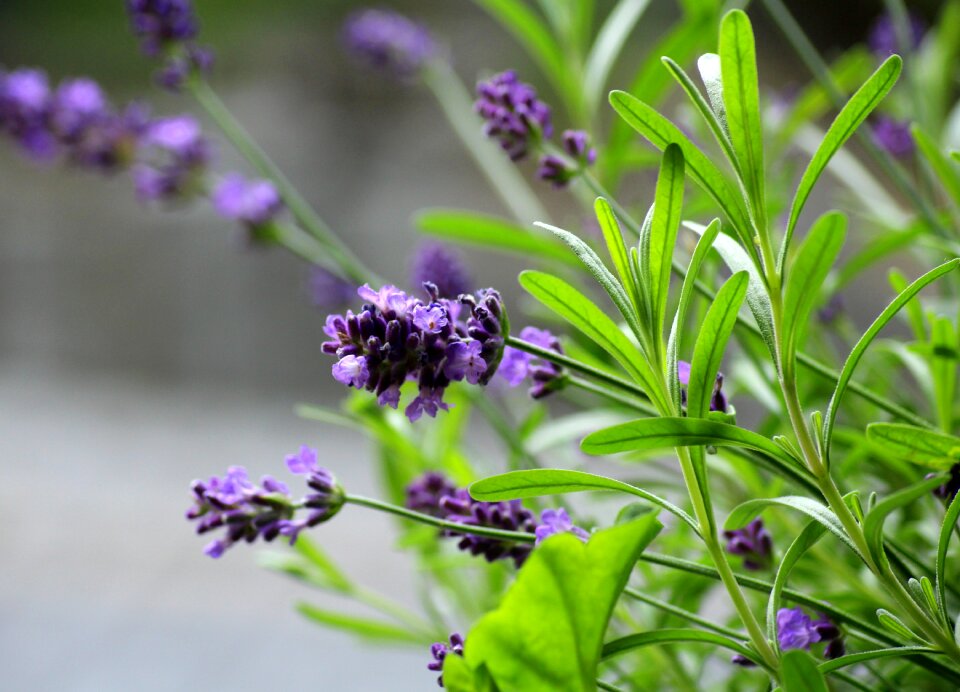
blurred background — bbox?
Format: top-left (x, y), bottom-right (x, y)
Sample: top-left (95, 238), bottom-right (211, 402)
top-left (0, 1), bottom-right (944, 689)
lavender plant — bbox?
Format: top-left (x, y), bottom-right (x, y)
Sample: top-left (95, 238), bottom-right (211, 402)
top-left (7, 0), bottom-right (960, 689)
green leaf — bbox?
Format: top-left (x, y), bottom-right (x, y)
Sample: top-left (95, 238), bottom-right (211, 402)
top-left (583, 0), bottom-right (652, 114)
top-left (876, 609), bottom-right (923, 643)
top-left (863, 475), bottom-right (946, 573)
top-left (646, 144), bottom-right (686, 346)
top-left (469, 468), bottom-right (698, 533)
top-left (781, 649), bottom-right (828, 692)
top-left (767, 521), bottom-right (827, 646)
top-left (865, 423), bottom-right (960, 470)
top-left (687, 272), bottom-right (747, 418)
top-left (818, 647), bottom-right (937, 674)
top-left (594, 197), bottom-right (638, 313)
top-left (456, 515), bottom-right (662, 692)
top-left (782, 212), bottom-right (846, 366)
top-left (936, 493), bottom-right (960, 621)
top-left (295, 603), bottom-right (423, 643)
top-left (533, 222), bottom-right (645, 341)
top-left (725, 496), bottom-right (860, 557)
top-left (697, 53), bottom-right (728, 134)
top-left (608, 90), bottom-right (754, 245)
top-left (415, 209), bottom-right (579, 267)
top-left (912, 125), bottom-right (960, 207)
top-left (719, 10), bottom-right (766, 223)
top-left (581, 417), bottom-right (806, 478)
top-left (779, 56), bottom-right (902, 272)
top-left (601, 628), bottom-right (762, 667)
top-left (519, 270), bottom-right (667, 409)
top-left (295, 535), bottom-right (352, 591)
top-left (822, 259), bottom-right (960, 453)
top-left (668, 220), bottom-right (721, 410)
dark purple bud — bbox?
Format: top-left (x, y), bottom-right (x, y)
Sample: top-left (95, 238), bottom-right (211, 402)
top-left (474, 70), bottom-right (552, 161)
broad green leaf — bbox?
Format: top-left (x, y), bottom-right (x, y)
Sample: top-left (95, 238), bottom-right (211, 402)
top-left (687, 272), bottom-right (747, 418)
top-left (863, 475), bottom-right (946, 573)
top-left (668, 220), bottom-right (721, 410)
top-left (782, 212), bottom-right (846, 366)
top-left (719, 10), bottom-right (766, 224)
top-left (779, 56), bottom-right (902, 272)
top-left (469, 468), bottom-right (698, 533)
top-left (295, 603), bottom-right (423, 643)
top-left (818, 646), bottom-right (937, 674)
top-left (583, 0), bottom-right (652, 114)
top-left (416, 209), bottom-right (578, 267)
top-left (534, 222), bottom-right (645, 341)
top-left (581, 417), bottom-right (806, 477)
top-left (647, 144), bottom-right (686, 345)
top-left (936, 493), bottom-right (960, 621)
top-left (440, 655), bottom-right (483, 692)
top-left (822, 259), bottom-right (960, 453)
top-left (766, 521), bottom-right (827, 646)
top-left (609, 90), bottom-right (754, 245)
top-left (454, 516), bottom-right (662, 692)
top-left (781, 650), bottom-right (828, 692)
top-left (594, 198), bottom-right (639, 314)
top-left (912, 125), bottom-right (960, 207)
top-left (601, 628), bottom-right (762, 667)
top-left (662, 55), bottom-right (740, 179)
top-left (724, 496), bottom-right (860, 557)
top-left (865, 423), bottom-right (960, 470)
top-left (519, 271), bottom-right (667, 409)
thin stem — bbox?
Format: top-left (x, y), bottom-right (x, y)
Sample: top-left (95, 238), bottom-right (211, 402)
top-left (353, 585), bottom-right (440, 640)
top-left (624, 587), bottom-right (747, 641)
top-left (344, 494), bottom-right (536, 544)
top-left (567, 375), bottom-right (658, 415)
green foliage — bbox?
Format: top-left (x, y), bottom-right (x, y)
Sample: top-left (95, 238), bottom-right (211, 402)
top-left (780, 650), bottom-right (828, 692)
top-left (865, 423), bottom-right (960, 470)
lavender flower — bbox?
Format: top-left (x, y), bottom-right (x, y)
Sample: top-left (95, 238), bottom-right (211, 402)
top-left (677, 360), bottom-right (728, 413)
top-left (930, 465), bottom-right (960, 503)
top-left (499, 326), bottom-right (564, 398)
top-left (475, 70), bottom-right (552, 161)
top-left (126, 0), bottom-right (199, 56)
top-left (212, 173), bottom-right (284, 228)
top-left (723, 518), bottom-right (773, 570)
top-left (410, 242), bottom-right (472, 300)
top-left (50, 78), bottom-right (107, 142)
top-left (868, 12), bottom-right (926, 56)
top-left (534, 508), bottom-right (589, 545)
top-left (342, 9), bottom-right (435, 78)
top-left (308, 267), bottom-right (356, 308)
top-left (0, 68), bottom-right (57, 160)
top-left (428, 633), bottom-right (464, 688)
top-left (404, 472), bottom-right (536, 566)
top-left (537, 130), bottom-right (596, 188)
top-left (278, 445), bottom-right (345, 542)
top-left (322, 283), bottom-right (508, 422)
top-left (776, 608), bottom-right (843, 657)
top-left (872, 116), bottom-right (915, 158)
top-left (156, 45), bottom-right (215, 92)
top-left (133, 114), bottom-right (210, 201)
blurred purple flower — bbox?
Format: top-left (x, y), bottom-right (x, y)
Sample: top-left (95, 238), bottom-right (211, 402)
top-left (428, 633), bottom-right (464, 688)
top-left (212, 173), bottom-right (284, 227)
top-left (868, 12), bottom-right (926, 56)
top-left (126, 0), bottom-right (199, 56)
top-left (534, 508), bottom-right (589, 545)
top-left (537, 130), bottom-right (597, 188)
top-left (475, 70), bottom-right (552, 161)
top-left (677, 359), bottom-right (728, 413)
top-left (133, 114), bottom-right (210, 201)
top-left (777, 607), bottom-right (821, 651)
top-left (0, 68), bottom-right (57, 160)
top-left (410, 242), bottom-right (472, 300)
top-left (872, 116), bottom-right (915, 158)
top-left (499, 326), bottom-right (564, 398)
top-left (723, 518), bottom-right (773, 570)
top-left (342, 9), bottom-right (435, 78)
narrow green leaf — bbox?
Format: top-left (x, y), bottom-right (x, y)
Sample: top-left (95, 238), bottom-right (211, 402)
top-left (416, 209), bottom-right (579, 267)
top-left (781, 650), bottom-right (828, 692)
top-left (865, 423), bottom-right (960, 470)
top-left (668, 220), bottom-right (721, 410)
top-left (876, 609), bottom-right (924, 643)
top-left (936, 493), bottom-right (960, 621)
top-left (295, 535), bottom-right (352, 592)
top-left (295, 603), bottom-right (422, 643)
top-left (583, 0), bottom-right (652, 114)
top-left (822, 259), bottom-right (960, 452)
top-left (818, 646), bottom-right (937, 674)
top-left (697, 53), bottom-right (727, 134)
top-left (601, 628), bottom-right (762, 667)
top-left (594, 198), bottom-right (638, 313)
top-left (780, 56), bottom-right (902, 272)
top-left (719, 10), bottom-right (766, 222)
top-left (461, 516), bottom-right (662, 691)
top-left (766, 521), bottom-right (827, 646)
top-left (725, 496), bottom-right (860, 557)
top-left (687, 272), bottom-right (747, 418)
top-left (469, 468), bottom-right (698, 532)
top-left (608, 90), bottom-right (754, 244)
top-left (863, 475), bottom-right (947, 570)
top-left (912, 125), bottom-right (960, 207)
top-left (782, 212), bottom-right (846, 365)
top-left (647, 143), bottom-right (686, 344)
top-left (519, 271), bottom-right (667, 409)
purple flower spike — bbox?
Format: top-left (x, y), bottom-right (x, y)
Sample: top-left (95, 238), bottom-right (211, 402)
top-left (723, 518), bottom-right (773, 570)
top-left (534, 508), bottom-right (589, 545)
top-left (50, 78), bottom-right (107, 142)
top-left (427, 632), bottom-right (465, 688)
top-left (212, 173), bottom-right (284, 228)
top-left (443, 340), bottom-right (487, 385)
top-left (342, 9), bottom-right (435, 78)
top-left (777, 608), bottom-right (821, 651)
top-left (134, 114), bottom-right (210, 201)
top-left (413, 304), bottom-right (449, 334)
top-left (872, 116), bottom-right (915, 158)
top-left (868, 12), bottom-right (926, 56)
top-left (499, 326), bottom-right (564, 398)
top-left (0, 68), bottom-right (57, 160)
top-left (126, 0), bottom-right (199, 56)
top-left (537, 130), bottom-right (596, 188)
top-left (677, 360), bottom-right (728, 413)
top-left (475, 70), bottom-right (552, 161)
top-left (411, 242), bottom-right (472, 300)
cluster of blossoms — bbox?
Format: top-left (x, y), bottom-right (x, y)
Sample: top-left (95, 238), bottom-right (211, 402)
top-left (322, 283), bottom-right (507, 422)
top-left (126, 0), bottom-right (214, 91)
top-left (474, 70), bottom-right (595, 187)
top-left (499, 326), bottom-right (565, 398)
top-left (342, 9), bottom-right (436, 79)
top-left (723, 518), bottom-right (773, 571)
top-left (133, 114), bottom-right (211, 201)
top-left (185, 446), bottom-right (343, 558)
top-left (678, 360), bottom-right (728, 413)
top-left (428, 633), bottom-right (465, 688)
top-left (405, 472), bottom-right (587, 567)
top-left (776, 607), bottom-right (844, 659)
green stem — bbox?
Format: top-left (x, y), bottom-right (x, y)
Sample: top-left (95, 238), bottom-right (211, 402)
top-left (353, 585), bottom-right (440, 640)
top-left (624, 587), bottom-right (747, 640)
top-left (566, 375), bottom-right (658, 415)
